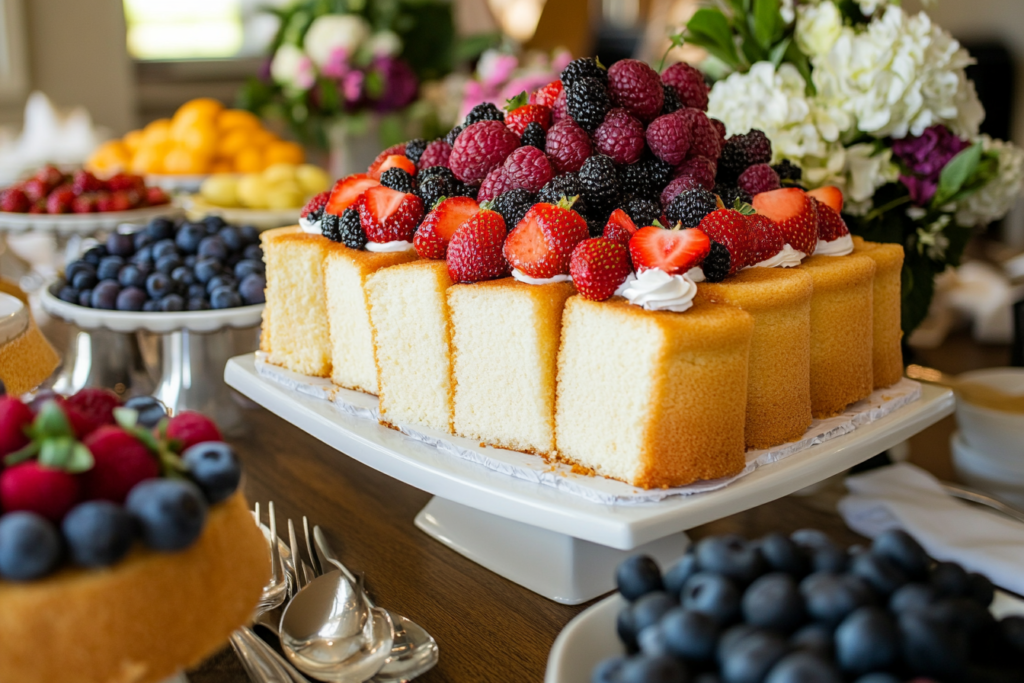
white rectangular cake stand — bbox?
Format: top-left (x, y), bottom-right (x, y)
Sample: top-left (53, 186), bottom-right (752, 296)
top-left (225, 353), bottom-right (954, 604)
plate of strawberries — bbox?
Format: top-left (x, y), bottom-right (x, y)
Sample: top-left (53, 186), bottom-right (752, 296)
top-left (0, 166), bottom-right (179, 234)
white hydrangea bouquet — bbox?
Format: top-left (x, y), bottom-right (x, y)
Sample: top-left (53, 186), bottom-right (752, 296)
top-left (676, 0), bottom-right (1024, 332)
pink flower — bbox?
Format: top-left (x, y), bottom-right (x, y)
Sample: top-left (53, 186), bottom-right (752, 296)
top-left (342, 70), bottom-right (364, 103)
top-left (321, 46), bottom-right (351, 80)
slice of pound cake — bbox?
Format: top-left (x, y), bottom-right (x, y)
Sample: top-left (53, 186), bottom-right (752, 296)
top-left (366, 260), bottom-right (454, 432)
top-left (853, 236), bottom-right (905, 389)
top-left (555, 297), bottom-right (754, 488)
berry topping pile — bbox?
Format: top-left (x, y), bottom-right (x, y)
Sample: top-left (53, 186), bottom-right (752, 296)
top-left (0, 166), bottom-right (169, 214)
top-left (600, 529), bottom-right (1021, 683)
top-left (0, 390), bottom-right (242, 580)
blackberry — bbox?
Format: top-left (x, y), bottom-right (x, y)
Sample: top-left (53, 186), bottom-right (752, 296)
top-left (578, 154), bottom-right (621, 213)
top-left (661, 84), bottom-right (683, 115)
top-left (561, 57), bottom-right (607, 90)
top-left (404, 138), bottom-right (428, 165)
top-left (492, 189), bottom-right (537, 231)
top-left (451, 180), bottom-right (478, 201)
top-left (380, 167), bottom-right (415, 194)
top-left (585, 213), bottom-right (606, 238)
top-left (623, 196), bottom-right (661, 228)
top-left (321, 212), bottom-right (340, 242)
top-left (420, 165), bottom-right (455, 183)
top-left (715, 184), bottom-right (753, 210)
top-left (718, 130), bottom-right (773, 182)
top-left (445, 125), bottom-right (463, 146)
top-left (464, 102), bottom-right (504, 126)
top-left (666, 189), bottom-right (717, 228)
top-left (567, 77), bottom-right (612, 133)
top-left (338, 209), bottom-right (366, 250)
top-left (538, 173), bottom-right (588, 215)
top-left (621, 157), bottom-right (672, 200)
top-left (520, 122), bottom-right (546, 150)
top-left (417, 174), bottom-right (454, 209)
top-left (702, 241), bottom-right (731, 283)
top-left (772, 160), bottom-right (803, 183)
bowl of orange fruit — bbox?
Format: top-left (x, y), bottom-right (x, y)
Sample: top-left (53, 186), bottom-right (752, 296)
top-left (87, 98), bottom-right (306, 193)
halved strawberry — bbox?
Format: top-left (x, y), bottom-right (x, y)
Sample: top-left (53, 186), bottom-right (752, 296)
top-left (414, 196), bottom-right (480, 260)
top-left (570, 238), bottom-right (632, 301)
top-left (602, 209), bottom-right (638, 247)
top-left (358, 186), bottom-right (424, 243)
top-left (746, 213), bottom-right (784, 265)
top-left (301, 191), bottom-right (330, 219)
top-left (367, 143), bottom-right (407, 177)
top-left (629, 225), bottom-right (710, 276)
top-left (698, 209), bottom-right (755, 273)
top-left (503, 199), bottom-right (589, 279)
top-left (814, 199), bottom-right (850, 242)
top-left (807, 185), bottom-right (844, 214)
top-left (751, 188), bottom-right (819, 256)
top-left (326, 174), bottom-right (380, 216)
top-left (447, 209), bottom-right (510, 283)
top-left (371, 155), bottom-right (417, 181)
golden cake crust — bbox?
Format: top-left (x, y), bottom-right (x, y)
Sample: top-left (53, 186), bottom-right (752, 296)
top-left (0, 316), bottom-right (60, 397)
top-left (0, 492), bottom-right (268, 683)
top-left (697, 268), bottom-right (813, 450)
top-left (853, 237), bottom-right (905, 388)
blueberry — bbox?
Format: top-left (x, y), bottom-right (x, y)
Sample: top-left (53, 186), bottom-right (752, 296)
top-left (106, 232), bottom-right (135, 257)
top-left (899, 611), bottom-right (968, 678)
top-left (592, 656), bottom-right (625, 683)
top-left (71, 269), bottom-right (97, 291)
top-left (97, 255), bottom-right (125, 281)
top-left (203, 215), bottom-right (227, 231)
top-left (182, 442), bottom-right (241, 503)
top-left (176, 222), bottom-right (206, 254)
top-left (834, 606), bottom-right (898, 674)
top-left (116, 286), bottom-right (146, 311)
top-left (872, 529), bottom-right (929, 580)
top-left (789, 529), bottom-right (831, 548)
top-left (617, 654), bottom-right (687, 683)
top-left (717, 624), bottom-right (762, 664)
top-left (661, 607), bottom-right (719, 661)
top-left (142, 300), bottom-right (160, 312)
top-left (187, 284), bottom-right (207, 300)
top-left (57, 285), bottom-right (79, 303)
top-left (850, 552), bottom-right (906, 596)
top-left (926, 597), bottom-right (994, 635)
top-left (78, 289), bottom-right (93, 306)
top-left (763, 652), bottom-right (841, 683)
top-left (171, 266), bottom-right (195, 288)
top-left (234, 258), bottom-right (264, 281)
top-left (133, 230), bottom-right (154, 251)
top-left (720, 630), bottom-right (789, 683)
top-left (638, 623), bottom-right (671, 657)
top-left (198, 236), bottom-right (228, 261)
top-left (159, 294), bottom-right (184, 312)
top-left (155, 254), bottom-right (183, 275)
top-left (930, 561), bottom-right (970, 597)
top-left (851, 675), bottom-right (900, 683)
top-left (194, 257), bottom-right (222, 284)
top-left (61, 501), bottom-right (136, 567)
top-left (187, 298), bottom-right (211, 311)
top-left (633, 591), bottom-right (677, 634)
top-left (695, 535), bottom-right (765, 584)
top-left (118, 264), bottom-right (146, 289)
top-left (133, 244), bottom-right (154, 264)
top-left (1001, 616), bottom-right (1024, 656)
top-left (742, 573), bottom-right (804, 633)
top-left (694, 676), bottom-right (722, 683)
top-left (0, 511), bottom-right (61, 580)
top-left (83, 244), bottom-right (107, 265)
top-left (240, 224), bottom-right (260, 245)
top-left (91, 280), bottom-right (121, 310)
top-left (789, 624), bottom-right (833, 659)
top-left (758, 533), bottom-right (808, 578)
top-left (889, 582), bottom-right (935, 615)
top-left (243, 244), bottom-right (263, 261)
top-left (146, 217), bottom-right (176, 241)
top-left (66, 260), bottom-right (95, 282)
top-left (663, 553), bottom-right (700, 597)
top-left (206, 273), bottom-right (236, 293)
top-left (967, 572), bottom-right (995, 607)
top-left (239, 273), bottom-right (266, 305)
top-left (184, 254), bottom-right (198, 268)
top-left (682, 572), bottom-right (741, 625)
top-left (146, 272), bottom-right (173, 299)
top-left (124, 395), bottom-right (168, 428)
top-left (126, 478), bottom-right (207, 552)
top-left (152, 238), bottom-right (178, 260)
top-left (617, 555), bottom-right (664, 601)
top-left (218, 226), bottom-right (243, 252)
top-left (618, 603), bottom-right (640, 651)
top-left (799, 572), bottom-right (873, 627)
top-left (210, 285), bottom-right (242, 309)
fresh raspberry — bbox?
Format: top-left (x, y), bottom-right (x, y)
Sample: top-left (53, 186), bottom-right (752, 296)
top-left (698, 208), bottom-right (755, 273)
top-left (417, 140), bottom-right (452, 171)
top-left (367, 143), bottom-right (408, 177)
top-left (72, 170), bottom-right (103, 195)
top-left (738, 164), bottom-right (781, 196)
top-left (65, 388), bottom-right (121, 437)
top-left (530, 80), bottom-right (563, 108)
top-left (446, 209), bottom-right (510, 283)
top-left (477, 166), bottom-right (514, 203)
top-left (545, 119), bottom-right (593, 174)
top-left (661, 176), bottom-right (705, 208)
top-left (166, 411), bottom-right (223, 451)
top-left (0, 462), bottom-right (80, 522)
top-left (301, 191), bottom-right (330, 219)
top-left (661, 63), bottom-right (709, 111)
top-left (81, 426), bottom-right (159, 503)
top-left (593, 108), bottom-right (645, 166)
top-left (72, 195), bottom-right (97, 214)
top-left (504, 95), bottom-right (552, 137)
top-left (673, 157), bottom-right (717, 190)
top-left (607, 59), bottom-right (664, 123)
top-left (710, 119), bottom-right (727, 148)
top-left (1, 188), bottom-right (30, 212)
top-left (746, 213), bottom-right (785, 264)
top-left (570, 238), bottom-right (632, 301)
top-left (678, 108), bottom-right (721, 160)
top-left (503, 146), bottom-right (553, 193)
top-left (551, 88), bottom-right (568, 123)
top-left (448, 121), bottom-right (519, 184)
top-left (46, 186), bottom-right (74, 214)
top-left (646, 111), bottom-right (692, 165)
top-left (0, 397), bottom-right (33, 457)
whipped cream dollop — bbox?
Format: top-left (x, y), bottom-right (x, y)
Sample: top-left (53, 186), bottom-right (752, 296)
top-left (815, 234), bottom-right (854, 256)
top-left (366, 240), bottom-right (415, 253)
top-left (686, 266), bottom-right (705, 283)
top-left (299, 215), bottom-right (322, 235)
top-left (511, 268), bottom-right (572, 285)
top-left (748, 243), bottom-right (806, 269)
top-left (617, 268), bottom-right (698, 313)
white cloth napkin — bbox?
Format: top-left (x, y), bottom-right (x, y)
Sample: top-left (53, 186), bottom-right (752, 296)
top-left (838, 463), bottom-right (1024, 596)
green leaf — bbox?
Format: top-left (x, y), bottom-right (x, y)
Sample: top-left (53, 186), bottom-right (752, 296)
top-left (769, 37), bottom-right (791, 67)
top-left (114, 407), bottom-right (138, 430)
top-left (39, 437), bottom-right (74, 469)
top-left (66, 443), bottom-right (94, 474)
top-left (454, 32), bottom-right (502, 63)
top-left (686, 8), bottom-right (742, 68)
top-left (34, 401), bottom-right (73, 439)
top-left (752, 0), bottom-right (782, 49)
top-left (933, 142), bottom-right (982, 208)
top-left (784, 41), bottom-right (815, 94)
top-left (4, 442), bottom-right (39, 467)
top-left (505, 91), bottom-right (529, 112)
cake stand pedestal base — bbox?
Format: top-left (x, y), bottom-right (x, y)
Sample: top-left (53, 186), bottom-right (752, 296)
top-left (50, 327), bottom-right (153, 398)
top-left (414, 497), bottom-right (689, 605)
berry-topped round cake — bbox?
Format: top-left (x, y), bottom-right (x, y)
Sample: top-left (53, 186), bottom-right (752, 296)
top-left (0, 388), bottom-right (268, 683)
top-left (261, 55), bottom-right (908, 488)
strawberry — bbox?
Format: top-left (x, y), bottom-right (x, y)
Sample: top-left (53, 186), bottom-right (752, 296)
top-left (166, 411), bottom-right (222, 451)
top-left (0, 397), bottom-right (33, 457)
top-left (326, 174), bottom-right (380, 216)
top-left (746, 213), bottom-right (785, 265)
top-left (109, 191), bottom-right (134, 212)
top-left (814, 199), bottom-right (850, 242)
top-left (358, 186), bottom-right (424, 243)
top-left (65, 388), bottom-right (121, 437)
top-left (629, 225), bottom-right (711, 275)
top-left (698, 209), bottom-right (755, 273)
top-left (81, 426), bottom-right (159, 503)
top-left (367, 143), bottom-right (407, 178)
top-left (1, 188), bottom-right (30, 212)
top-left (72, 195), bottom-right (97, 214)
top-left (370, 155), bottom-right (417, 181)
top-left (46, 186), bottom-right (74, 214)
top-left (602, 208), bottom-right (639, 247)
top-left (72, 169), bottom-right (103, 195)
top-left (95, 192), bottom-right (115, 213)
top-left (22, 178), bottom-right (50, 203)
top-left (570, 238), bottom-right (632, 301)
top-left (414, 196), bottom-right (480, 260)
top-left (504, 92), bottom-right (552, 137)
top-left (301, 191), bottom-right (330, 219)
top-left (751, 188), bottom-right (819, 256)
top-left (0, 462), bottom-right (80, 522)
top-left (146, 186), bottom-right (170, 206)
top-left (503, 199), bottom-right (589, 279)
top-left (530, 80), bottom-right (563, 108)
top-left (35, 165), bottom-right (65, 188)
top-left (28, 199), bottom-right (47, 214)
top-left (106, 173), bottom-right (145, 193)
top-left (446, 209), bottom-right (510, 283)
top-left (807, 185), bottom-right (844, 214)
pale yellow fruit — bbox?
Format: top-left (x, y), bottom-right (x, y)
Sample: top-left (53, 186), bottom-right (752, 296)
top-left (265, 187), bottom-right (305, 209)
top-left (262, 163), bottom-right (297, 185)
top-left (296, 165), bottom-right (330, 195)
top-left (200, 175), bottom-right (240, 207)
top-left (237, 174), bottom-right (270, 209)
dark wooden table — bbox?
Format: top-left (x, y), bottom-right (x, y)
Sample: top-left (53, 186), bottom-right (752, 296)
top-left (176, 332), bottom-right (1010, 683)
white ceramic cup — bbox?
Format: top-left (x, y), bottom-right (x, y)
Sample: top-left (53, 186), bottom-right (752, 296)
top-left (951, 430), bottom-right (1024, 510)
top-left (953, 367), bottom-right (1024, 466)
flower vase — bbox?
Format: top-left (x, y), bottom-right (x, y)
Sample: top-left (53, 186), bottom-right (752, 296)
top-left (328, 116), bottom-right (383, 179)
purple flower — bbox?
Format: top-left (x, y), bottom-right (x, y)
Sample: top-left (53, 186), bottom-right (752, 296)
top-left (899, 175), bottom-right (939, 207)
top-left (371, 57), bottom-right (418, 112)
top-left (893, 125), bottom-right (970, 205)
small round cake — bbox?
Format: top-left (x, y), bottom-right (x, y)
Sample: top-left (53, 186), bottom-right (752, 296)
top-left (852, 236), bottom-right (905, 390)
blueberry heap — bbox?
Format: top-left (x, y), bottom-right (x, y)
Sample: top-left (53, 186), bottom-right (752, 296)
top-left (600, 529), bottom-right (1024, 683)
top-left (56, 215), bottom-right (266, 313)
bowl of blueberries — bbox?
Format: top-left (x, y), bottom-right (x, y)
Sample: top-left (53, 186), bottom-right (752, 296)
top-left (43, 215), bottom-right (265, 334)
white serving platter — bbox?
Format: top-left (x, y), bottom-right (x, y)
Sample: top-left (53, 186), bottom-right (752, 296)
top-left (145, 174), bottom-right (209, 194)
top-left (0, 205), bottom-right (181, 235)
top-left (179, 196), bottom-right (299, 230)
